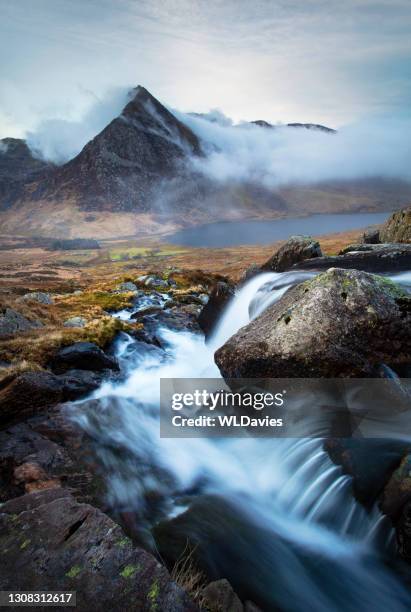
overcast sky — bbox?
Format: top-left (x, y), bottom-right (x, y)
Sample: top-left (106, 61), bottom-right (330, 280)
top-left (1, 0), bottom-right (411, 138)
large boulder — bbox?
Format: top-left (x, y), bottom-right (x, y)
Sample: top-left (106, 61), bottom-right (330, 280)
top-left (21, 291), bottom-right (53, 305)
top-left (0, 308), bottom-right (42, 337)
top-left (215, 268), bottom-right (411, 378)
top-left (294, 243), bottom-right (411, 273)
top-left (0, 490), bottom-right (196, 611)
top-left (198, 282), bottom-right (235, 339)
top-left (261, 235), bottom-right (322, 272)
top-left (51, 342), bottom-right (119, 374)
top-left (380, 206), bottom-right (411, 243)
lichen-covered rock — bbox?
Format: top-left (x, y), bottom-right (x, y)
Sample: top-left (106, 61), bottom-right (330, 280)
top-left (202, 579), bottom-right (243, 612)
top-left (198, 282), bottom-right (235, 339)
top-left (117, 282), bottom-right (138, 293)
top-left (261, 235), bottom-right (322, 272)
top-left (51, 342), bottom-right (119, 374)
top-left (380, 206), bottom-right (411, 243)
top-left (215, 268), bottom-right (411, 378)
top-left (0, 308), bottom-right (42, 337)
top-left (63, 316), bottom-right (87, 328)
top-left (0, 491), bottom-right (196, 611)
top-left (21, 291), bottom-right (53, 305)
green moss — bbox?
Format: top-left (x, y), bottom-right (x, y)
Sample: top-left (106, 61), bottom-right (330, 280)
top-left (373, 275), bottom-right (406, 299)
top-left (20, 539), bottom-right (30, 550)
top-left (120, 564), bottom-right (140, 579)
top-left (116, 537), bottom-right (131, 548)
top-left (66, 565), bottom-right (82, 578)
top-left (148, 578), bottom-right (160, 611)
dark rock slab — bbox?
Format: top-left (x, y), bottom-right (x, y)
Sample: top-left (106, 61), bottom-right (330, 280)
top-left (0, 491), bottom-right (196, 611)
top-left (0, 371), bottom-right (64, 424)
top-left (292, 244), bottom-right (411, 273)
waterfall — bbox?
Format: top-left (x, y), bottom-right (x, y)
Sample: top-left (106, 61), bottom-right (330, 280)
top-left (70, 270), bottom-right (411, 612)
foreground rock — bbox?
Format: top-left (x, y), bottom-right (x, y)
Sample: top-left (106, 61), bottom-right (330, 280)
top-left (51, 342), bottom-right (119, 374)
top-left (215, 268), bottom-right (411, 378)
top-left (198, 281), bottom-right (235, 339)
top-left (261, 235), bottom-right (322, 272)
top-left (380, 206), bottom-right (411, 243)
top-left (295, 243), bottom-right (411, 273)
top-left (0, 490), bottom-right (196, 611)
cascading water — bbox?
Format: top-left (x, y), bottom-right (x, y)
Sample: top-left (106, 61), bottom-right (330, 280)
top-left (71, 270), bottom-right (411, 612)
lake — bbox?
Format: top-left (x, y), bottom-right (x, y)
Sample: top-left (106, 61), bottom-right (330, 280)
top-left (165, 212), bottom-right (390, 247)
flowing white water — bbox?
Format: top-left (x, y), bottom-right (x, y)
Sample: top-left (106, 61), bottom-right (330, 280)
top-left (72, 270), bottom-right (411, 611)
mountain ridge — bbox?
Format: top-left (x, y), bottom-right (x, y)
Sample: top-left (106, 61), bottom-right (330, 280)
top-left (0, 86), bottom-right (410, 238)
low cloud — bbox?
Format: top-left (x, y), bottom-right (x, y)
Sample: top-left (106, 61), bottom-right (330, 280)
top-left (26, 88), bottom-right (130, 164)
top-left (178, 111), bottom-right (411, 187)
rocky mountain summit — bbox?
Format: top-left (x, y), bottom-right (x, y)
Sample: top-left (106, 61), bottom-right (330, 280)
top-left (1, 87), bottom-right (411, 238)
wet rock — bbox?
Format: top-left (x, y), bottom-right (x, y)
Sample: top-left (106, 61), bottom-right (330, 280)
top-left (380, 454), bottom-right (411, 519)
top-left (63, 316), bottom-right (87, 328)
top-left (380, 206), bottom-right (411, 243)
top-left (13, 461), bottom-right (60, 494)
top-left (131, 305), bottom-right (165, 319)
top-left (0, 371), bottom-right (64, 424)
top-left (261, 235), bottom-right (322, 272)
top-left (202, 579), bottom-right (243, 612)
top-left (0, 307), bottom-right (42, 337)
top-left (117, 281), bottom-right (138, 293)
top-left (215, 268), bottom-right (411, 378)
top-left (0, 491), bottom-right (196, 611)
top-left (338, 243), bottom-right (386, 255)
top-left (51, 342), bottom-right (119, 374)
top-left (325, 439), bottom-right (409, 507)
top-left (138, 306), bottom-right (202, 345)
top-left (21, 291), bottom-right (53, 305)
top-left (58, 369), bottom-right (105, 401)
top-left (362, 228), bottom-right (381, 244)
top-left (397, 500), bottom-right (411, 561)
top-left (294, 244), bottom-right (411, 273)
top-left (198, 282), bottom-right (235, 339)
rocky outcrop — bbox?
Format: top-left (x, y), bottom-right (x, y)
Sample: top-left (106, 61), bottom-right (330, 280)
top-left (32, 86), bottom-right (202, 213)
top-left (0, 138), bottom-right (52, 209)
top-left (198, 282), bottom-right (235, 338)
top-left (294, 243), bottom-right (411, 273)
top-left (362, 228), bottom-right (381, 244)
top-left (0, 307), bottom-right (42, 337)
top-left (21, 291), bottom-right (53, 305)
top-left (380, 206), bottom-right (411, 243)
top-left (215, 268), bottom-right (411, 378)
top-left (51, 342), bottom-right (119, 374)
top-left (261, 235), bottom-right (322, 272)
top-left (0, 490), bottom-right (196, 611)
